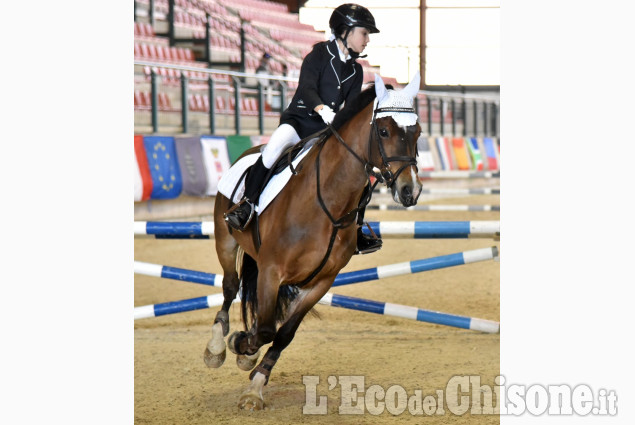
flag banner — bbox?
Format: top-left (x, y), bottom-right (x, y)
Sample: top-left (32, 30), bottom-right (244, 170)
top-left (134, 135), bottom-right (153, 201)
top-left (427, 137), bottom-right (443, 171)
top-left (225, 135), bottom-right (253, 164)
top-left (143, 136), bottom-right (183, 199)
top-left (174, 136), bottom-right (209, 197)
top-left (483, 137), bottom-right (500, 170)
top-left (416, 134), bottom-right (435, 171)
top-left (201, 136), bottom-right (231, 195)
top-left (451, 137), bottom-right (471, 170)
top-left (435, 137), bottom-right (455, 170)
top-left (466, 137), bottom-right (484, 171)
top-left (250, 135), bottom-right (270, 146)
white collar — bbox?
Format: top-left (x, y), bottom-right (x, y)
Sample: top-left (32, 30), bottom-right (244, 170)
top-left (329, 35), bottom-right (351, 62)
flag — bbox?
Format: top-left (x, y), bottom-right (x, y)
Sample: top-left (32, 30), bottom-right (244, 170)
top-left (134, 135), bottom-right (153, 201)
top-left (201, 136), bottom-right (231, 195)
top-left (143, 136), bottom-right (183, 199)
top-left (483, 137), bottom-right (500, 170)
top-left (451, 138), bottom-right (471, 170)
top-left (174, 136), bottom-right (209, 196)
top-left (225, 135), bottom-right (253, 164)
top-left (435, 137), bottom-right (454, 170)
top-left (466, 137), bottom-right (484, 171)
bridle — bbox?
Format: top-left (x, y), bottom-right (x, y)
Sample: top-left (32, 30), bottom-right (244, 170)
top-left (327, 104), bottom-right (419, 189)
top-left (369, 106), bottom-right (419, 187)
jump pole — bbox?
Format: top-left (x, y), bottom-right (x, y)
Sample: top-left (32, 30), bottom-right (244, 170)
top-left (134, 291), bottom-right (498, 333)
top-left (135, 247), bottom-right (498, 289)
top-left (375, 187), bottom-right (500, 195)
top-left (418, 170), bottom-right (500, 179)
top-left (134, 221), bottom-right (500, 239)
top-left (367, 204), bottom-right (500, 212)
top-left (362, 221), bottom-right (499, 239)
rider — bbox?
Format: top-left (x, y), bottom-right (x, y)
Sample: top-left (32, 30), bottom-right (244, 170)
top-left (224, 3), bottom-right (382, 255)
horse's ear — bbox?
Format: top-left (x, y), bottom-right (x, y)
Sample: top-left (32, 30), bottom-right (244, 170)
top-left (402, 71), bottom-right (421, 99)
top-left (374, 74), bottom-right (388, 102)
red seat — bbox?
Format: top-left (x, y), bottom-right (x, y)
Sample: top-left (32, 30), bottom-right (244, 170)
top-left (140, 91), bottom-right (151, 108)
top-left (139, 43), bottom-right (150, 59)
top-left (158, 93), bottom-right (172, 111)
top-left (216, 96), bottom-right (225, 111)
top-left (194, 94), bottom-right (205, 112)
top-left (147, 44), bottom-right (158, 60)
top-left (144, 22), bottom-right (155, 37)
top-left (155, 45), bottom-right (166, 61)
top-left (188, 95), bottom-right (197, 112)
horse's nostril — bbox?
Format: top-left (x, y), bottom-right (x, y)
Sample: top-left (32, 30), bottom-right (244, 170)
top-left (401, 185), bottom-right (412, 199)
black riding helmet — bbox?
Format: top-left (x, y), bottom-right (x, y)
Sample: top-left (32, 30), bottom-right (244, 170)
top-left (329, 3), bottom-right (380, 34)
top-left (329, 4), bottom-right (379, 59)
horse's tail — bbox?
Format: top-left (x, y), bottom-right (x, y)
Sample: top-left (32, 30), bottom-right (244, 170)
top-left (238, 249), bottom-right (300, 331)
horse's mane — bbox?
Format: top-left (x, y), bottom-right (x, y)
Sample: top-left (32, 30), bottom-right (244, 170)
top-left (331, 83), bottom-right (394, 130)
top-left (331, 84), bottom-right (377, 130)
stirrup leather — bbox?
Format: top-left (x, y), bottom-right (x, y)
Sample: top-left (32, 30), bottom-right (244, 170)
top-left (224, 199), bottom-right (256, 231)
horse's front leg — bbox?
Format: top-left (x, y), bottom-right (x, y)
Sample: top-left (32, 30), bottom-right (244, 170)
top-left (204, 212), bottom-right (240, 368)
top-left (238, 277), bottom-right (335, 410)
top-left (228, 266), bottom-right (280, 368)
top-left (203, 272), bottom-right (240, 368)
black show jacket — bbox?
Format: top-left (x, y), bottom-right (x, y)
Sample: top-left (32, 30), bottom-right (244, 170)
top-left (280, 39), bottom-right (364, 139)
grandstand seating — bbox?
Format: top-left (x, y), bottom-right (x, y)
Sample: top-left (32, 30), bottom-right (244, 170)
top-left (134, 0), bottom-right (398, 135)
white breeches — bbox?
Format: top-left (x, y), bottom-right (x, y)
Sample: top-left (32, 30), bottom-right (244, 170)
top-left (261, 123), bottom-right (301, 169)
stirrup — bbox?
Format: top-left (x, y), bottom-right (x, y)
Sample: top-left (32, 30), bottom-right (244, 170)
top-left (354, 222), bottom-right (383, 255)
top-left (224, 199), bottom-right (256, 231)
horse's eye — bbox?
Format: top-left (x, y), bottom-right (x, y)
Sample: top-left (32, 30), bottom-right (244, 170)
top-left (379, 128), bottom-right (389, 138)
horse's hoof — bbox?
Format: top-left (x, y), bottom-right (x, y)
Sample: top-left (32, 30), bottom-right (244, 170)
top-left (227, 331), bottom-right (244, 355)
top-left (236, 349), bottom-right (260, 371)
top-left (238, 393), bottom-right (265, 411)
top-left (203, 323), bottom-right (227, 368)
top-left (203, 346), bottom-right (226, 368)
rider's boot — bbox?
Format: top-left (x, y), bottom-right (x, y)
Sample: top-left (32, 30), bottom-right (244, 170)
top-left (354, 206), bottom-right (382, 255)
top-left (224, 156), bottom-right (269, 231)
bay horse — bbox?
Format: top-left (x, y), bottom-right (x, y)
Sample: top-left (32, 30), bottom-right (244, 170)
top-left (204, 72), bottom-right (423, 410)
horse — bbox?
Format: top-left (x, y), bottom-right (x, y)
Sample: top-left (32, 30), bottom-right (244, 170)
top-left (203, 72), bottom-right (423, 410)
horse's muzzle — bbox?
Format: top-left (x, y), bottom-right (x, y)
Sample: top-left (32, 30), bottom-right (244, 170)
top-left (392, 175), bottom-right (422, 207)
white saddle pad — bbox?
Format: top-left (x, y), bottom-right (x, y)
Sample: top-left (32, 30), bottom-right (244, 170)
top-left (217, 138), bottom-right (317, 215)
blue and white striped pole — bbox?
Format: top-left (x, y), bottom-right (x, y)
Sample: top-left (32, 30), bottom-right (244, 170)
top-left (134, 221), bottom-right (215, 238)
top-left (318, 293), bottom-right (499, 333)
top-left (134, 221), bottom-right (499, 239)
top-left (375, 187), bottom-right (500, 195)
top-left (134, 293), bottom-right (238, 320)
top-left (135, 247), bottom-right (498, 289)
top-left (134, 292), bottom-right (498, 333)
top-left (418, 170), bottom-right (500, 179)
top-left (367, 204), bottom-right (500, 212)
top-left (134, 262), bottom-right (223, 287)
top-left (332, 247), bottom-right (497, 287)
top-left (362, 221), bottom-right (499, 239)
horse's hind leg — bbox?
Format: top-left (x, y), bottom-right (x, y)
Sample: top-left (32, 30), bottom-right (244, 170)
top-left (204, 202), bottom-right (241, 368)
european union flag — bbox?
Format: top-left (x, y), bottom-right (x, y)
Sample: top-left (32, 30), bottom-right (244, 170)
top-left (143, 136), bottom-right (183, 199)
